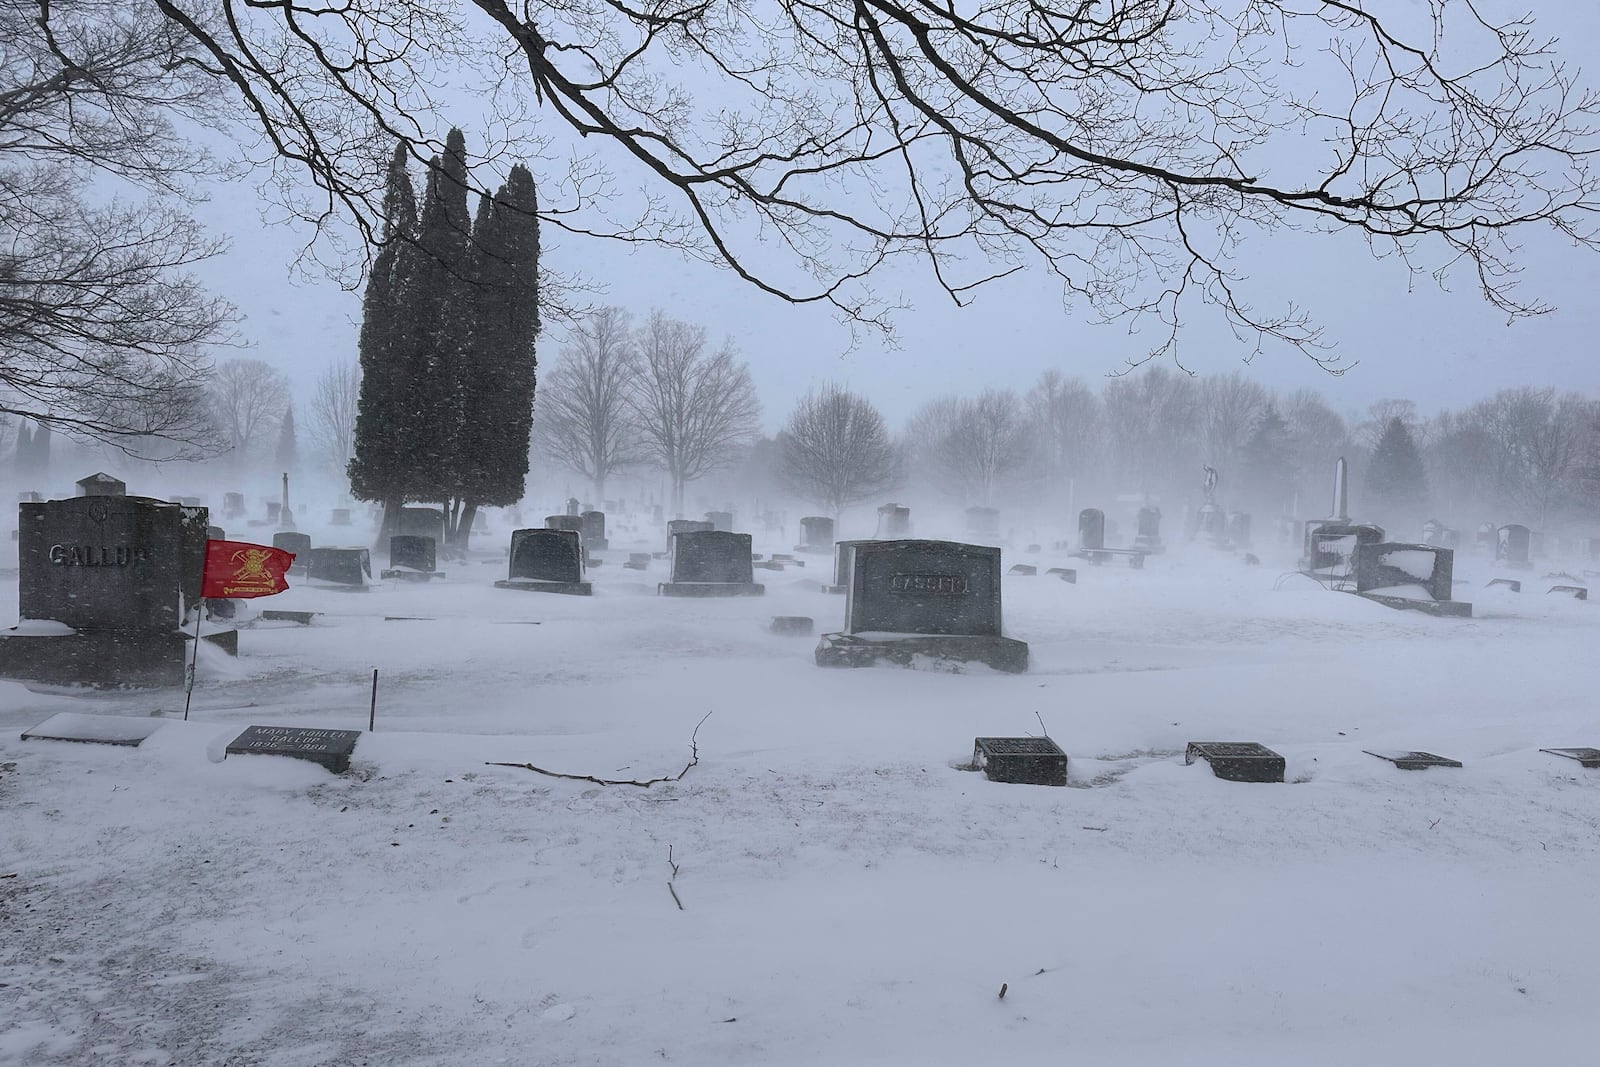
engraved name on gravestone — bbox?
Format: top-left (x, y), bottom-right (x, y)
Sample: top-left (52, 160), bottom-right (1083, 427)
top-left (847, 540), bottom-right (1001, 636)
top-left (226, 726), bottom-right (362, 774)
top-left (19, 496), bottom-right (188, 631)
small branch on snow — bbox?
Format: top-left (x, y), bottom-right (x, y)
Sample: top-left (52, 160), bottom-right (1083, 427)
top-left (487, 712), bottom-right (712, 788)
top-left (668, 845), bottom-right (680, 879)
top-left (667, 882), bottom-right (684, 911)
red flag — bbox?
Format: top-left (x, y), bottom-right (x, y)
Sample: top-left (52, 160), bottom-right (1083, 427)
top-left (201, 540), bottom-right (295, 599)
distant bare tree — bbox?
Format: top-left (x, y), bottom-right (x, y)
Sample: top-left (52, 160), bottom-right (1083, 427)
top-left (1101, 368), bottom-right (1198, 495)
top-left (779, 384), bottom-right (900, 517)
top-left (1197, 372), bottom-right (1270, 473)
top-left (1468, 388), bottom-right (1598, 525)
top-left (1025, 371), bottom-right (1100, 488)
top-left (308, 359), bottom-right (361, 480)
top-left (906, 391), bottom-right (1030, 505)
top-left (629, 313), bottom-right (760, 515)
top-left (2, 0), bottom-right (234, 457)
top-left (1355, 399), bottom-right (1426, 451)
top-left (207, 359), bottom-right (290, 464)
top-left (1283, 389), bottom-right (1351, 514)
top-left (534, 308), bottom-right (643, 500)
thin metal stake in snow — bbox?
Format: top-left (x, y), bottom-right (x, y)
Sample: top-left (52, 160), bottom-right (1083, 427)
top-left (182, 609), bottom-right (203, 721)
top-left (369, 669), bottom-right (378, 731)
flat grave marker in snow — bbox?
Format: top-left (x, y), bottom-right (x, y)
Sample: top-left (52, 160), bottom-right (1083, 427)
top-left (22, 712), bottom-right (166, 748)
top-left (1364, 750), bottom-right (1463, 770)
top-left (1541, 747), bottom-right (1600, 769)
top-left (1185, 741), bottom-right (1286, 783)
top-left (1547, 585), bottom-right (1588, 600)
top-left (226, 726), bottom-right (362, 774)
top-left (769, 616), bottom-right (814, 636)
top-left (1486, 578), bottom-right (1522, 592)
top-left (973, 737), bottom-right (1068, 786)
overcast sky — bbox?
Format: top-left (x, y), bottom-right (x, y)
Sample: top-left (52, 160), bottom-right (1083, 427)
top-left (188, 3), bottom-right (1600, 435)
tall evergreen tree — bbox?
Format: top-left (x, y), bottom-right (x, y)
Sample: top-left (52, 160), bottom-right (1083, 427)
top-left (1366, 416), bottom-right (1429, 524)
top-left (1240, 404), bottom-right (1298, 515)
top-left (12, 421), bottom-right (32, 481)
top-left (348, 142), bottom-right (421, 533)
top-left (275, 404), bottom-right (299, 473)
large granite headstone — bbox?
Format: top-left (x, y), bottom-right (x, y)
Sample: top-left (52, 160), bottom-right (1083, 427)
top-left (815, 539), bottom-right (1028, 672)
top-left (545, 514), bottom-right (584, 535)
top-left (659, 531), bottom-right (763, 596)
top-left (1300, 521), bottom-right (1386, 575)
top-left (580, 510), bottom-right (608, 551)
top-left (1352, 542), bottom-right (1469, 616)
top-left (828, 539), bottom-right (875, 594)
top-left (797, 516), bottom-right (835, 554)
top-left (223, 491), bottom-right (247, 519)
top-left (1078, 509), bottom-right (1105, 551)
top-left (306, 547), bottom-right (370, 587)
top-left (273, 531), bottom-right (312, 575)
top-left (75, 472), bottom-right (125, 497)
top-left (382, 535), bottom-right (442, 581)
top-left (396, 507), bottom-right (446, 545)
top-left (1134, 506), bottom-right (1163, 552)
top-left (1496, 524), bottom-right (1532, 568)
top-left (0, 494), bottom-right (233, 686)
top-left (496, 528), bottom-right (590, 595)
top-left (705, 510), bottom-right (734, 533)
top-left (875, 503), bottom-right (911, 538)
top-left (666, 519), bottom-right (713, 551)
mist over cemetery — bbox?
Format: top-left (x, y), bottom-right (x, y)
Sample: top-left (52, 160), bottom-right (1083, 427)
top-left (6, 2), bottom-right (1600, 1064)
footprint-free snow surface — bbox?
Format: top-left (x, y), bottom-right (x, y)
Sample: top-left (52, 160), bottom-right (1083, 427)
top-left (2, 543), bottom-right (1597, 1066)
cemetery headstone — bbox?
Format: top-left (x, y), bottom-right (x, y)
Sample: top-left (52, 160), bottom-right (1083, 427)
top-left (1351, 542), bottom-right (1470, 616)
top-left (815, 539), bottom-right (1029, 672)
top-left (206, 525), bottom-right (226, 542)
top-left (828, 539), bottom-right (875, 594)
top-left (1185, 741), bottom-right (1285, 783)
top-left (1364, 750), bottom-right (1462, 770)
top-left (972, 737), bottom-right (1068, 786)
top-left (1134, 506), bottom-right (1164, 553)
top-left (769, 616), bottom-right (814, 636)
top-left (1421, 519), bottom-right (1444, 546)
top-left (546, 514), bottom-right (584, 535)
top-left (1047, 567), bottom-right (1077, 583)
top-left (306, 547), bottom-right (371, 588)
top-left (273, 531), bottom-right (312, 575)
top-left (330, 507), bottom-right (352, 526)
top-left (666, 519), bottom-right (713, 551)
top-left (1226, 511), bottom-right (1252, 549)
top-left (659, 531), bottom-right (763, 596)
top-left (1548, 584), bottom-right (1588, 600)
top-left (223, 492), bottom-right (246, 519)
top-left (580, 510), bottom-right (608, 551)
top-left (1485, 577), bottom-right (1521, 593)
top-left (1496, 524), bottom-right (1532, 568)
top-left (1, 492), bottom-right (233, 686)
top-left (397, 507), bottom-right (446, 545)
top-left (1008, 564), bottom-right (1036, 576)
top-left (624, 552), bottom-right (652, 571)
top-left (566, 497), bottom-right (580, 517)
top-left (75, 472), bottom-right (125, 497)
top-left (18, 491), bottom-right (43, 503)
top-left (495, 528), bottom-right (591, 595)
top-left (705, 510), bottom-right (734, 533)
top-left (1300, 521), bottom-right (1385, 577)
top-left (264, 501), bottom-right (281, 523)
top-left (1078, 509), bottom-right (1105, 551)
top-left (875, 503), bottom-right (911, 538)
top-left (21, 712), bottom-right (166, 748)
top-left (382, 535), bottom-right (443, 581)
top-left (797, 516), bottom-right (835, 554)
top-left (225, 725), bottom-right (362, 774)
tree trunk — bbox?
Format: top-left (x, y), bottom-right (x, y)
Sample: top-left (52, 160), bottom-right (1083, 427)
top-left (671, 475), bottom-right (686, 518)
top-left (457, 503), bottom-right (478, 554)
top-left (377, 493), bottom-right (403, 544)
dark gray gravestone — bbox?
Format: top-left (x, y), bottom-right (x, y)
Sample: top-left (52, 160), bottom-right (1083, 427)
top-left (705, 510), bottom-right (734, 533)
top-left (75, 472), bottom-right (125, 497)
top-left (1541, 747), bottom-right (1600, 769)
top-left (659, 531), bottom-right (763, 596)
top-left (769, 616), bottom-right (814, 636)
top-left (223, 492), bottom-right (246, 518)
top-left (306, 547), bottom-right (370, 587)
top-left (1227, 511), bottom-right (1252, 549)
top-left (1353, 543), bottom-right (1455, 602)
top-left (226, 726), bottom-right (362, 773)
top-left (273, 531), bottom-right (312, 575)
top-left (624, 552), bottom-right (651, 570)
top-left (206, 525), bottom-right (225, 542)
top-left (1134, 506), bottom-right (1164, 552)
top-left (1496, 524), bottom-right (1532, 567)
top-left (566, 497), bottom-right (580, 517)
top-left (816, 540), bottom-right (1028, 673)
top-left (19, 496), bottom-right (187, 631)
top-left (797, 516), bottom-right (835, 553)
top-left (1364, 750), bottom-right (1462, 770)
top-left (383, 535), bottom-right (440, 580)
top-left (828, 539), bottom-right (874, 594)
top-left (580, 510), bottom-right (608, 550)
top-left (1078, 509), bottom-right (1105, 551)
top-left (1185, 741), bottom-right (1285, 783)
top-left (396, 507), bottom-right (446, 545)
top-left (330, 508), bottom-right (352, 526)
top-left (546, 514), bottom-right (584, 535)
top-left (666, 519), bottom-right (713, 549)
top-left (21, 712), bottom-right (166, 747)
top-left (875, 503), bottom-right (911, 538)
top-left (1300, 521), bottom-right (1385, 574)
top-left (265, 501), bottom-right (281, 523)
top-left (497, 528), bottom-right (590, 595)
top-left (973, 737), bottom-right (1067, 786)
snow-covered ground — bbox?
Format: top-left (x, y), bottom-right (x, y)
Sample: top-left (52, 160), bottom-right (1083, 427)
top-left (3, 526), bottom-right (1598, 1066)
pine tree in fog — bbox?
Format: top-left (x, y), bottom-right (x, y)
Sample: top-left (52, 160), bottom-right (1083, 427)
top-left (779, 384), bottom-right (900, 517)
top-left (1365, 417), bottom-right (1429, 524)
top-left (275, 405), bottom-right (299, 473)
top-left (1240, 404), bottom-right (1297, 517)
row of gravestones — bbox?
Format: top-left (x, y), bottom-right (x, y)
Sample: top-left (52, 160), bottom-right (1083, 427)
top-left (25, 711), bottom-right (1598, 784)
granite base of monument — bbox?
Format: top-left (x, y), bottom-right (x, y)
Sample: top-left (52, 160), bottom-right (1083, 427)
top-left (226, 725), bottom-right (362, 774)
top-left (22, 711), bottom-right (166, 747)
top-left (657, 581), bottom-right (765, 597)
top-left (0, 625), bottom-right (237, 688)
top-left (814, 632), bottom-right (1029, 674)
top-left (1355, 591), bottom-right (1473, 618)
top-left (494, 577), bottom-right (593, 596)
top-left (1185, 741), bottom-right (1285, 783)
top-left (973, 736), bottom-right (1067, 785)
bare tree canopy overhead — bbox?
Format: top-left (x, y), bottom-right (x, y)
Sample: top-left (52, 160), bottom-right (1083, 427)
top-left (130, 0), bottom-right (1600, 361)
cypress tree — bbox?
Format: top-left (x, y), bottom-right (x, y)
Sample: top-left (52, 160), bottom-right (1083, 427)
top-left (1366, 416), bottom-right (1429, 523)
top-left (1240, 403), bottom-right (1297, 514)
top-left (349, 142), bottom-right (421, 534)
top-left (12, 421), bottom-right (31, 481)
top-left (274, 405), bottom-right (299, 473)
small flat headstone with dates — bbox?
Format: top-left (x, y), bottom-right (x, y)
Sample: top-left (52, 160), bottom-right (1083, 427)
top-left (973, 736), bottom-right (1068, 786)
top-left (226, 726), bottom-right (362, 773)
top-left (1364, 750), bottom-right (1463, 770)
top-left (1185, 741), bottom-right (1285, 783)
top-left (22, 712), bottom-right (166, 748)
top-left (1541, 747), bottom-right (1600, 769)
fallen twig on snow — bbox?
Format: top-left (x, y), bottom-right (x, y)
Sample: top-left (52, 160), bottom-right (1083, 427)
top-left (487, 712), bottom-right (711, 787)
top-left (667, 882), bottom-right (684, 910)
